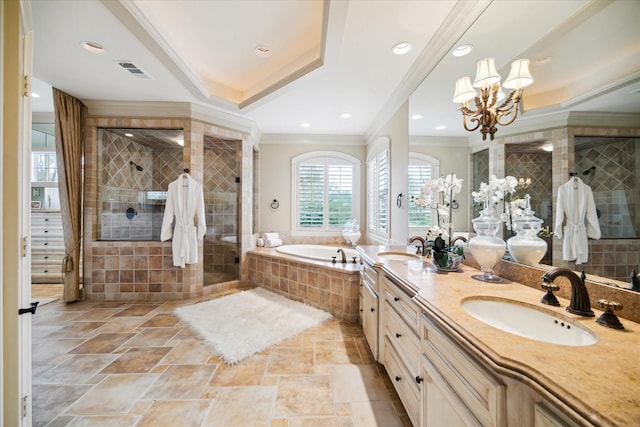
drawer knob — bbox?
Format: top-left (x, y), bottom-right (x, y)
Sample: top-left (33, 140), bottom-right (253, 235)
top-left (395, 333), bottom-right (402, 338)
top-left (359, 309), bottom-right (363, 312)
top-left (395, 376), bottom-right (401, 382)
top-left (44, 256), bottom-right (48, 259)
top-left (394, 296), bottom-right (400, 302)
top-left (44, 230), bottom-right (49, 233)
top-left (370, 307), bottom-right (375, 312)
top-left (43, 270), bottom-right (48, 273)
top-left (415, 376), bottom-right (423, 384)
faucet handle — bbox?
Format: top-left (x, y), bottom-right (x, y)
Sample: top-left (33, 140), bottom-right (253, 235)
top-left (596, 299), bottom-right (624, 330)
top-left (540, 282), bottom-right (560, 306)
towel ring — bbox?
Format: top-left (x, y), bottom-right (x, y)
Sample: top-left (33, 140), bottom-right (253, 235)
top-left (270, 199), bottom-right (279, 209)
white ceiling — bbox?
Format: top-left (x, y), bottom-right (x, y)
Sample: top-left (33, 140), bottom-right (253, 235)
top-left (30, 0), bottom-right (640, 139)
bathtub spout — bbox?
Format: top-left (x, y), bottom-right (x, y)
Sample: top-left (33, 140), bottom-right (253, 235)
top-left (337, 248), bottom-right (347, 264)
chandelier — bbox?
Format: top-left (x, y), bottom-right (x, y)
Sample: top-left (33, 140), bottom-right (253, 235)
top-left (453, 58), bottom-right (533, 141)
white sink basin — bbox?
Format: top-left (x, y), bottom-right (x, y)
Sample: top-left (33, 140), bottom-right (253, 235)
top-left (377, 251), bottom-right (421, 261)
top-left (461, 297), bottom-right (597, 346)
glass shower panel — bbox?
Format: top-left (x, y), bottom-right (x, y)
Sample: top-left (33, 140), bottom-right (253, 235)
top-left (203, 137), bottom-right (240, 285)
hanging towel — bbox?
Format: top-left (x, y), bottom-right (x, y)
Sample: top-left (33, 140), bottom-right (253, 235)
top-left (265, 238), bottom-right (282, 248)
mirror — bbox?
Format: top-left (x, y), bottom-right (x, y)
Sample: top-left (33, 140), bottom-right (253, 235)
top-left (408, 1), bottom-right (640, 286)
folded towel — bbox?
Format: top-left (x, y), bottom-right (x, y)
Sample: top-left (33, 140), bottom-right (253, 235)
top-left (265, 238), bottom-right (282, 248)
top-left (263, 232), bottom-right (279, 241)
top-left (256, 238), bottom-right (265, 247)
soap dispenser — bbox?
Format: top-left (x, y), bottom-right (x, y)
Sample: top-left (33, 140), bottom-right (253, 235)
top-left (506, 194), bottom-right (547, 266)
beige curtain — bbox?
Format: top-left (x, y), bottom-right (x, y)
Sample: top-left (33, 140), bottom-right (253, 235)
top-left (53, 88), bottom-right (85, 302)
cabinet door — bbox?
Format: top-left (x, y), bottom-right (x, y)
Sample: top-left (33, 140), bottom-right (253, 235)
top-left (422, 355), bottom-right (482, 427)
top-left (362, 282), bottom-right (379, 360)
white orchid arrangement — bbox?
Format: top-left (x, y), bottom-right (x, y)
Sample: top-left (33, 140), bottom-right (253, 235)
top-left (472, 175), bottom-right (527, 230)
top-left (414, 173), bottom-right (463, 246)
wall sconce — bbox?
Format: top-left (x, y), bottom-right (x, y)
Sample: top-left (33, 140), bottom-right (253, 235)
top-left (453, 58), bottom-right (533, 141)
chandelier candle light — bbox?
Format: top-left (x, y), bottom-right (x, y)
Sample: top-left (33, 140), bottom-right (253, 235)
top-left (453, 58), bottom-right (534, 140)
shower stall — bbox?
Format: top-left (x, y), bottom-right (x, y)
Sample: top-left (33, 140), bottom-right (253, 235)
top-left (96, 127), bottom-right (241, 286)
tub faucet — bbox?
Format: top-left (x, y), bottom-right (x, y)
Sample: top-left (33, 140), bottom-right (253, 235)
top-left (409, 236), bottom-right (426, 256)
top-left (541, 268), bottom-right (594, 317)
top-left (337, 248), bottom-right (347, 264)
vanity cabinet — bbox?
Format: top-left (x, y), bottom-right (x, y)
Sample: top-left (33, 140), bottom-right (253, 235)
top-left (382, 274), bottom-right (422, 426)
top-left (421, 312), bottom-right (506, 426)
top-left (360, 260), bottom-right (380, 360)
top-left (31, 210), bottom-right (65, 283)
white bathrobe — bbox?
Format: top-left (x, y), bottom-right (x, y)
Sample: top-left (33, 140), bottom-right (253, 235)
top-left (161, 173), bottom-right (206, 268)
top-left (554, 177), bottom-right (600, 264)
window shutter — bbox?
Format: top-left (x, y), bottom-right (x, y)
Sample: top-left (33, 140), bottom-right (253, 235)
top-left (408, 164), bottom-right (434, 227)
top-left (298, 164), bottom-right (325, 228)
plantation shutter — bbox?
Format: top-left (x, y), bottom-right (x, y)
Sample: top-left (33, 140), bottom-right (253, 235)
top-left (327, 164), bottom-right (353, 227)
top-left (299, 163), bottom-right (325, 228)
top-left (408, 163), bottom-right (434, 227)
top-left (366, 148), bottom-right (389, 235)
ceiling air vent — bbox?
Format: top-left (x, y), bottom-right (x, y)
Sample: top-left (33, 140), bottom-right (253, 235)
top-left (115, 61), bottom-right (153, 79)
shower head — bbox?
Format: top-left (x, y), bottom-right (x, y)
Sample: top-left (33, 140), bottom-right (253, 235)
top-left (582, 166), bottom-right (595, 176)
top-left (129, 161), bottom-right (143, 172)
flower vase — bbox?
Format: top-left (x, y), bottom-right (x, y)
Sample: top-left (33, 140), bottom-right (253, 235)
top-left (469, 203), bottom-right (506, 282)
top-left (507, 195), bottom-right (547, 265)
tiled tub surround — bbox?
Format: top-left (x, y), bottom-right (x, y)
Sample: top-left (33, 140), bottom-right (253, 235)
top-left (248, 248), bottom-right (361, 322)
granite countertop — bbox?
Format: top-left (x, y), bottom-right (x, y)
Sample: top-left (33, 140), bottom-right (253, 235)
top-left (356, 245), bottom-right (640, 427)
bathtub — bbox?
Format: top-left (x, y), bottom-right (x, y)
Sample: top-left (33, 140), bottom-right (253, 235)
top-left (276, 244), bottom-right (360, 263)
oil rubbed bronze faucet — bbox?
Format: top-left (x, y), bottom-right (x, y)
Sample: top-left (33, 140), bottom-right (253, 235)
top-left (541, 268), bottom-right (595, 317)
top-left (408, 236), bottom-right (426, 256)
top-left (336, 248), bottom-right (347, 264)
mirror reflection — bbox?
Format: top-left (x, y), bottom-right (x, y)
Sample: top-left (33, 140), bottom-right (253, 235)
top-left (408, 0), bottom-right (640, 286)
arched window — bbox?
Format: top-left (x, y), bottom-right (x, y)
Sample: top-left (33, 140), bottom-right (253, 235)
top-left (408, 152), bottom-right (440, 233)
top-left (291, 151), bottom-right (361, 235)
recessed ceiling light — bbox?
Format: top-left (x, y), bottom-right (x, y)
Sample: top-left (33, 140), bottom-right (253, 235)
top-left (392, 42), bottom-right (412, 55)
top-left (124, 133), bottom-right (134, 137)
top-left (300, 123), bottom-right (310, 128)
top-left (80, 41), bottom-right (105, 54)
top-left (542, 143), bottom-right (553, 152)
top-left (435, 125), bottom-right (446, 130)
top-left (410, 114), bottom-right (423, 120)
top-left (452, 44), bottom-right (473, 57)
top-left (340, 112), bottom-right (352, 119)
top-left (255, 45), bottom-right (272, 58)
top-left (31, 92), bottom-right (40, 98)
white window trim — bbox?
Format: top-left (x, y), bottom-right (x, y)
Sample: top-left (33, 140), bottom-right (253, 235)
top-left (291, 151), bottom-right (361, 237)
top-left (366, 137), bottom-right (390, 240)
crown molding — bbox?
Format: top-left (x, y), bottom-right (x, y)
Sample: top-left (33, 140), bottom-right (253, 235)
top-left (410, 135), bottom-right (470, 148)
top-left (83, 100), bottom-right (257, 136)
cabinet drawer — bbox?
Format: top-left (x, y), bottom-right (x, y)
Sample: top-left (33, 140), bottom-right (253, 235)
top-left (385, 336), bottom-right (420, 426)
top-left (384, 300), bottom-right (419, 373)
top-left (361, 262), bottom-right (378, 292)
top-left (422, 313), bottom-right (505, 427)
top-left (383, 275), bottom-right (419, 334)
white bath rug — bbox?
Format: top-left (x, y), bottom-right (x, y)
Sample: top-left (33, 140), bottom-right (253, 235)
top-left (174, 287), bottom-right (332, 364)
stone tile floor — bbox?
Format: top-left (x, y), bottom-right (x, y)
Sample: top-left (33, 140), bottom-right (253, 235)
top-left (31, 286), bottom-right (410, 426)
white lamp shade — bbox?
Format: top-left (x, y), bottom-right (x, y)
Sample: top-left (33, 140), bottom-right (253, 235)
top-left (453, 77), bottom-right (477, 103)
top-left (473, 58), bottom-right (501, 88)
top-left (503, 59), bottom-right (534, 89)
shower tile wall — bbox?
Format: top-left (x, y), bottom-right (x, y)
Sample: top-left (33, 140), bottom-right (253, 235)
top-left (505, 151), bottom-right (553, 265)
top-left (575, 137), bottom-right (638, 238)
top-left (98, 130), bottom-right (182, 241)
top-left (203, 147), bottom-right (238, 281)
